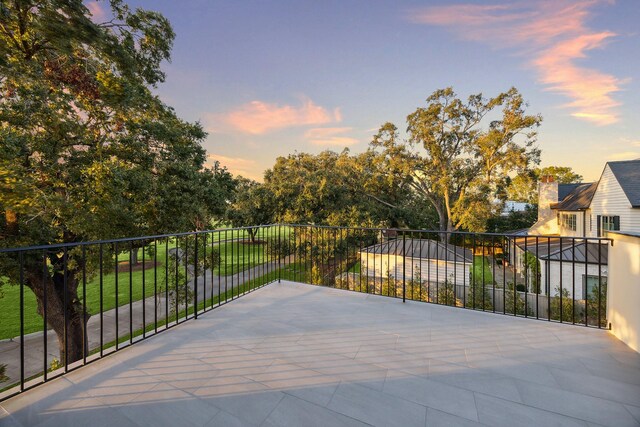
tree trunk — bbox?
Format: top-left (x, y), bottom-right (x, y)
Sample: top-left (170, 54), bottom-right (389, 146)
top-left (248, 228), bottom-right (257, 243)
top-left (25, 266), bottom-right (89, 365)
top-left (130, 248), bottom-right (139, 265)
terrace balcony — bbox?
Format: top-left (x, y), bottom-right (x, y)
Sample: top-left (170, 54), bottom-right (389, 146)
top-left (1, 225), bottom-right (639, 426)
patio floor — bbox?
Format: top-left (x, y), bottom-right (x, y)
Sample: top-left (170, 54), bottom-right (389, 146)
top-left (1, 281), bottom-right (640, 427)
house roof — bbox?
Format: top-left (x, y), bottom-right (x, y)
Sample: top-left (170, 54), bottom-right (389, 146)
top-left (361, 239), bottom-right (473, 263)
top-left (608, 160), bottom-right (640, 208)
top-left (551, 182), bottom-right (597, 211)
top-left (513, 237), bottom-right (608, 265)
top-left (558, 183), bottom-right (583, 201)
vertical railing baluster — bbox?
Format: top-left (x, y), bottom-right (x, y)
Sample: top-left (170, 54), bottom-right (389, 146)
top-left (142, 242), bottom-right (146, 337)
top-left (598, 239), bottom-right (602, 328)
top-left (19, 251), bottom-right (24, 390)
top-left (194, 234), bottom-right (198, 319)
top-left (559, 237), bottom-right (563, 322)
top-left (43, 249), bottom-right (48, 380)
top-left (547, 237), bottom-right (551, 321)
top-left (491, 235), bottom-right (496, 313)
top-left (129, 242), bottom-right (133, 343)
top-left (535, 236), bottom-right (539, 319)
top-left (63, 247), bottom-right (68, 372)
top-left (115, 242), bottom-right (119, 349)
top-left (402, 232), bottom-right (406, 302)
top-left (572, 238), bottom-right (576, 324)
top-left (82, 246), bottom-right (87, 364)
top-left (154, 239), bottom-right (157, 332)
top-left (524, 235), bottom-right (528, 318)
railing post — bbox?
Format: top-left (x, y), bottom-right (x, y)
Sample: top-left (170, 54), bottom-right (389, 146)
top-left (402, 232), bottom-right (406, 303)
top-left (194, 234), bottom-right (198, 319)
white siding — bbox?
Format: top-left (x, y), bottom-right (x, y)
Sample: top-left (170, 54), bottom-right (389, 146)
top-left (540, 259), bottom-right (607, 299)
top-left (557, 211), bottom-right (588, 237)
top-left (588, 164), bottom-right (640, 237)
top-left (360, 253), bottom-right (470, 287)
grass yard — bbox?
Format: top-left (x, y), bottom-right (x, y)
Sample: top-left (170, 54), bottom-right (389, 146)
top-left (472, 255), bottom-right (495, 284)
top-left (0, 238), bottom-right (276, 340)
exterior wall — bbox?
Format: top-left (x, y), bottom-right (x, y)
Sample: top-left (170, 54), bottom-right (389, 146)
top-left (359, 253), bottom-right (470, 287)
top-left (530, 180), bottom-right (559, 235)
top-left (557, 210), bottom-right (589, 237)
top-left (588, 164), bottom-right (640, 237)
top-left (540, 259), bottom-right (607, 299)
top-left (607, 232), bottom-right (640, 353)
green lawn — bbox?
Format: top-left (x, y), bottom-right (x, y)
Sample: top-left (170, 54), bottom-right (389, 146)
top-left (0, 238), bottom-right (277, 340)
top-left (472, 255), bottom-right (495, 284)
top-left (348, 262), bottom-right (361, 273)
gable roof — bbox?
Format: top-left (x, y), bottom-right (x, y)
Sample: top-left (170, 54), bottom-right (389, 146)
top-left (551, 182), bottom-right (597, 211)
top-left (608, 160), bottom-right (640, 208)
top-left (361, 239), bottom-right (473, 263)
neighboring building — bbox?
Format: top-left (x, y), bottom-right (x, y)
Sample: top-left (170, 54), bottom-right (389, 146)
top-left (359, 239), bottom-right (472, 287)
top-left (513, 236), bottom-right (607, 300)
top-left (502, 200), bottom-right (532, 217)
top-left (530, 160), bottom-right (640, 238)
top-left (515, 159), bottom-right (639, 298)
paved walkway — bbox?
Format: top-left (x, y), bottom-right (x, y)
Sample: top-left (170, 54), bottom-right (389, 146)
top-left (2, 281), bottom-right (640, 426)
top-left (0, 258), bottom-right (291, 388)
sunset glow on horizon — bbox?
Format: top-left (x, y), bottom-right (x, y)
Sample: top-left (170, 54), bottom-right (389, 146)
top-left (116, 0), bottom-right (639, 181)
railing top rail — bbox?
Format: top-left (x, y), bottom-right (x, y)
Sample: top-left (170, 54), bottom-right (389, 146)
top-left (281, 223), bottom-right (614, 241)
top-left (0, 224), bottom-right (280, 253)
top-left (0, 223), bottom-right (612, 253)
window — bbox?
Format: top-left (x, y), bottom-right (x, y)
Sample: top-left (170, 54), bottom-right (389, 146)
top-left (560, 213), bottom-right (577, 231)
top-left (583, 275), bottom-right (607, 299)
top-left (596, 215), bottom-right (620, 236)
top-left (601, 216), bottom-right (620, 231)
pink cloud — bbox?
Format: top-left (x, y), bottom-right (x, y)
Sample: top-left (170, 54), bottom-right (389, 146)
top-left (207, 154), bottom-right (263, 181)
top-left (222, 98), bottom-right (341, 134)
top-left (409, 0), bottom-right (625, 125)
top-left (304, 127), bottom-right (359, 147)
top-left (84, 1), bottom-right (106, 22)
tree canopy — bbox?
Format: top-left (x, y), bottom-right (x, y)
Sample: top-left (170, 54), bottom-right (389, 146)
top-left (262, 150), bottom-right (437, 228)
top-left (369, 87), bottom-right (542, 232)
top-left (506, 166), bottom-right (583, 204)
top-left (0, 0), bottom-right (233, 362)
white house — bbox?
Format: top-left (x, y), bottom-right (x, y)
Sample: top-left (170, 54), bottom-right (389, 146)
top-left (359, 238), bottom-right (473, 287)
top-left (518, 159), bottom-right (639, 299)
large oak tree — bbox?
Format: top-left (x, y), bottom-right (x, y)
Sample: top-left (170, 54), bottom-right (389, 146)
top-left (370, 87), bottom-right (542, 233)
top-left (0, 0), bottom-right (233, 363)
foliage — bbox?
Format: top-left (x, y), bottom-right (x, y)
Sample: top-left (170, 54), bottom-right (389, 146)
top-left (587, 280), bottom-right (607, 327)
top-left (550, 287), bottom-right (575, 322)
top-left (225, 177), bottom-right (273, 242)
top-left (436, 280), bottom-right (461, 307)
top-left (504, 282), bottom-right (531, 316)
top-left (522, 252), bottom-right (541, 294)
top-left (266, 236), bottom-right (294, 259)
top-left (506, 166), bottom-right (583, 204)
top-left (486, 205), bottom-right (538, 232)
top-left (369, 87), bottom-right (542, 232)
top-left (262, 150), bottom-right (437, 229)
top-left (0, 0), bottom-right (233, 363)
top-left (0, 363), bottom-right (6, 383)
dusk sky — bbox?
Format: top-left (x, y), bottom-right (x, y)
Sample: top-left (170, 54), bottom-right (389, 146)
top-left (96, 0), bottom-right (639, 181)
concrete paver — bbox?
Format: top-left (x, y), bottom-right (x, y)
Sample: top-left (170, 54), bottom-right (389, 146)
top-left (2, 281), bottom-right (640, 427)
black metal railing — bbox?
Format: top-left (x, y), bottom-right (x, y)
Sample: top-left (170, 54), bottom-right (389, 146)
top-left (281, 224), bottom-right (610, 329)
top-left (0, 225), bottom-right (286, 401)
top-left (0, 224), bottom-right (611, 401)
